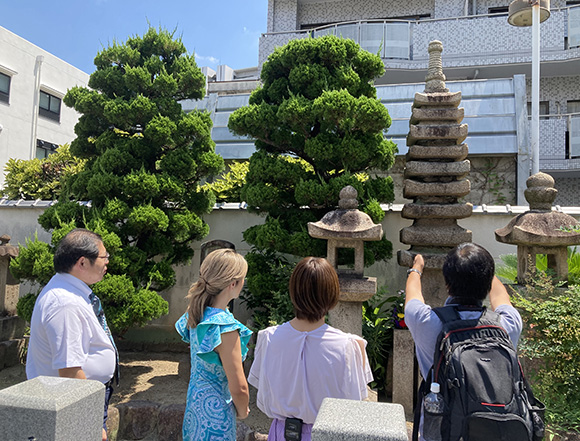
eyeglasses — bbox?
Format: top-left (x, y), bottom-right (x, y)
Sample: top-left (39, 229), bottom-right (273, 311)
top-left (96, 253), bottom-right (110, 260)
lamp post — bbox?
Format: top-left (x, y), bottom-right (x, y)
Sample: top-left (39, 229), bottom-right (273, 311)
top-left (508, 0), bottom-right (550, 176)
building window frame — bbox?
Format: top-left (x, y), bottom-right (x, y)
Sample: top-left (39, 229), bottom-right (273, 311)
top-left (39, 90), bottom-right (62, 122)
top-left (527, 101), bottom-right (550, 120)
top-left (488, 6), bottom-right (509, 14)
top-left (36, 139), bottom-right (58, 159)
top-left (0, 72), bottom-right (10, 104)
top-left (566, 100), bottom-right (580, 159)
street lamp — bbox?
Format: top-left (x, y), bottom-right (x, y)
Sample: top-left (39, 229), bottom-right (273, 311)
top-left (508, 0), bottom-right (551, 176)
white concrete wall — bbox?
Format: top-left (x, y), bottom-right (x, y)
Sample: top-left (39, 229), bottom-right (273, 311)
top-left (0, 26), bottom-right (89, 188)
top-left (2, 203), bottom-right (579, 342)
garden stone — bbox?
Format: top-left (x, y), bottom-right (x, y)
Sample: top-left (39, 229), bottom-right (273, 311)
top-left (0, 375), bottom-right (104, 441)
top-left (117, 400), bottom-right (160, 440)
top-left (157, 403), bottom-right (185, 441)
top-left (311, 398), bottom-right (407, 441)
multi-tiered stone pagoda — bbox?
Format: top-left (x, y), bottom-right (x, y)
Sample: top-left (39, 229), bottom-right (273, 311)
top-left (397, 40), bottom-right (473, 306)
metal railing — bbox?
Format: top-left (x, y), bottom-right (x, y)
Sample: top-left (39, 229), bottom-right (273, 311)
top-left (537, 113), bottom-right (580, 170)
top-left (261, 4), bottom-right (580, 61)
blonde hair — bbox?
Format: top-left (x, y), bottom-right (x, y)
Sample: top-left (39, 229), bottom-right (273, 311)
top-left (186, 249), bottom-right (248, 328)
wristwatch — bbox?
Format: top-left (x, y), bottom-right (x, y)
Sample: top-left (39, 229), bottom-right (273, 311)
top-left (407, 268), bottom-right (422, 277)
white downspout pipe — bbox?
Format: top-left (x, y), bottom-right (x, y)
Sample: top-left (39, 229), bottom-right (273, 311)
top-left (30, 55), bottom-right (44, 160)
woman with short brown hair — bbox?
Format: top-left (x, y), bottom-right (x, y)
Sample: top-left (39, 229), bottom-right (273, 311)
top-left (249, 257), bottom-right (373, 441)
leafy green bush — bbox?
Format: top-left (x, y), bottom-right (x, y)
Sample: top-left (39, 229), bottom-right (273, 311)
top-left (2, 144), bottom-right (86, 200)
top-left (16, 293), bottom-right (38, 323)
top-left (362, 288), bottom-right (399, 399)
top-left (512, 275), bottom-right (580, 433)
top-left (201, 161), bottom-right (249, 203)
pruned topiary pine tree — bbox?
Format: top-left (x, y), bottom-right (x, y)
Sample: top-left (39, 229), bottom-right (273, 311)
top-left (10, 27), bottom-right (223, 335)
top-left (228, 36), bottom-right (397, 326)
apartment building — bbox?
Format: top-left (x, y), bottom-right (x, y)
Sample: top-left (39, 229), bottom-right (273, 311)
top-left (0, 26), bottom-right (89, 188)
top-left (254, 0), bottom-right (580, 205)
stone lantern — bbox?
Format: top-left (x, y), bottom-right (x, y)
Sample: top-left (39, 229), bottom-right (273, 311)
top-left (495, 172), bottom-right (580, 284)
top-left (307, 186), bottom-right (383, 336)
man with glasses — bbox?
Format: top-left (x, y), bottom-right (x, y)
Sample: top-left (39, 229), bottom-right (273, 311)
top-left (27, 228), bottom-right (117, 441)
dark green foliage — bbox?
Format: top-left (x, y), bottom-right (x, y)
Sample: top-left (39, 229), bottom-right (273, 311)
top-left (512, 276), bottom-right (580, 433)
top-left (10, 235), bottom-right (54, 286)
top-left (229, 36), bottom-right (396, 265)
top-left (12, 27), bottom-right (220, 335)
top-left (16, 293), bottom-right (38, 323)
top-left (240, 249), bottom-right (295, 329)
top-left (229, 36), bottom-right (396, 329)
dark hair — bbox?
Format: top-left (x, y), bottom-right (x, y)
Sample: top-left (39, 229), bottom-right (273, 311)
top-left (289, 257), bottom-right (340, 322)
top-left (442, 243), bottom-right (495, 302)
top-left (53, 229), bottom-right (103, 274)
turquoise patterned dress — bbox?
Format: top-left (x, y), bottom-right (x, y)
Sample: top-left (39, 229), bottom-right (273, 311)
top-left (175, 307), bottom-right (252, 441)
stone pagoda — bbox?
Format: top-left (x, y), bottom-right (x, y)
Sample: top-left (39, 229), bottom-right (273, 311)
top-left (495, 172), bottom-right (580, 284)
top-left (308, 186), bottom-right (383, 336)
top-left (397, 40), bottom-right (473, 306)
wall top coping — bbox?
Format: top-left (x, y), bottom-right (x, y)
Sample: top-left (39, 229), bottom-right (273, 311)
top-left (1, 199), bottom-right (579, 215)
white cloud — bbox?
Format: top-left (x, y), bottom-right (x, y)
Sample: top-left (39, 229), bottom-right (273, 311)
top-left (195, 54), bottom-right (220, 66)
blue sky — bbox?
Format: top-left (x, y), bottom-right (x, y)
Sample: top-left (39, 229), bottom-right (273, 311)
top-left (1, 0), bottom-right (268, 74)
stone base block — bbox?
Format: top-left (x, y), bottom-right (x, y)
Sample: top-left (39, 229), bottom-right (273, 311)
top-left (328, 302), bottom-right (363, 337)
top-left (0, 315), bottom-right (25, 341)
top-left (0, 376), bottom-right (104, 441)
top-left (117, 400), bottom-right (161, 440)
top-left (392, 329), bottom-right (419, 419)
top-left (0, 338), bottom-right (26, 370)
top-left (312, 398), bottom-right (407, 441)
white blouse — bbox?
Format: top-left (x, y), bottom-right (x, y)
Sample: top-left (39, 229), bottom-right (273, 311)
top-left (248, 322), bottom-right (374, 424)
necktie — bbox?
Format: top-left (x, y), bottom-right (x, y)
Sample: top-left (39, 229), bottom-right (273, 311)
top-left (89, 292), bottom-right (120, 385)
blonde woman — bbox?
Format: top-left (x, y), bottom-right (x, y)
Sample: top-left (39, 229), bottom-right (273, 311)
top-left (175, 249), bottom-right (252, 441)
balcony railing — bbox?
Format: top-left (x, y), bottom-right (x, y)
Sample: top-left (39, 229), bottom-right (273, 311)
top-left (538, 113), bottom-right (580, 171)
top-left (260, 5), bottom-right (580, 65)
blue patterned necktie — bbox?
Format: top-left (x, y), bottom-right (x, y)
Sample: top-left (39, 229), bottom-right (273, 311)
top-left (89, 292), bottom-right (119, 385)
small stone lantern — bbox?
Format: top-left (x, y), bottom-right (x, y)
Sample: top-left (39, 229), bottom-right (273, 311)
top-left (307, 186), bottom-right (383, 336)
top-left (495, 172), bottom-right (580, 284)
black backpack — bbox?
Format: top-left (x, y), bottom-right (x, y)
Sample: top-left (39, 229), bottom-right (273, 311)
top-left (412, 305), bottom-right (545, 441)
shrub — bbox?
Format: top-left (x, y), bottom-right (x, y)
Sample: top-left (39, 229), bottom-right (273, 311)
top-left (2, 144), bottom-right (86, 201)
top-left (512, 274), bottom-right (580, 433)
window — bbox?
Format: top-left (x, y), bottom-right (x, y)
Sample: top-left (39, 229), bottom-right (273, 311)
top-left (567, 100), bottom-right (580, 159)
top-left (527, 101), bottom-right (550, 119)
top-left (36, 139), bottom-right (58, 159)
top-left (39, 90), bottom-right (61, 122)
top-left (489, 6), bottom-right (509, 14)
top-left (568, 100), bottom-right (580, 114)
top-left (0, 72), bottom-right (10, 104)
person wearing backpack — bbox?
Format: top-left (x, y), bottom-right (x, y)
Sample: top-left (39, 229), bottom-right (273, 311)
top-left (404, 243), bottom-right (543, 441)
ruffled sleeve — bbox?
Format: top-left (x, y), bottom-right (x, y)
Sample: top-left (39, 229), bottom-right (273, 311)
top-left (175, 312), bottom-right (191, 343)
top-left (347, 336), bottom-right (374, 399)
top-left (195, 308), bottom-right (253, 365)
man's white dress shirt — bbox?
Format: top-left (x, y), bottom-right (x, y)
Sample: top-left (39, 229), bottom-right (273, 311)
top-left (26, 272), bottom-right (116, 383)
